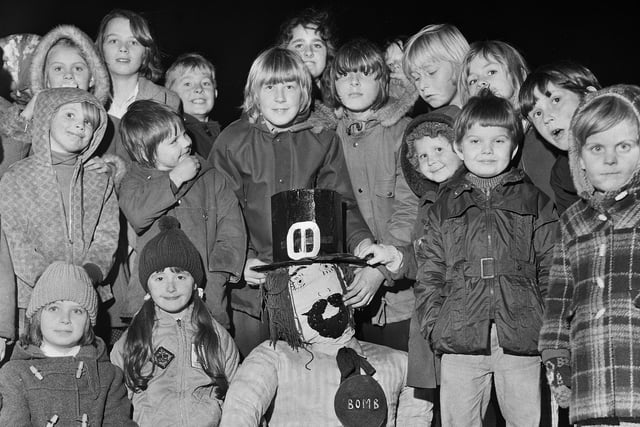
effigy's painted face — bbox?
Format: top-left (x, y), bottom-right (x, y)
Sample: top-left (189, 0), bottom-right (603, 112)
top-left (288, 263), bottom-right (353, 344)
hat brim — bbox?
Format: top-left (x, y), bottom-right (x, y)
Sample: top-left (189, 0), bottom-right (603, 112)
top-left (252, 253), bottom-right (370, 272)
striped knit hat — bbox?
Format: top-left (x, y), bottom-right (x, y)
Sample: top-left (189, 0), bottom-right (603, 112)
top-left (26, 261), bottom-right (98, 325)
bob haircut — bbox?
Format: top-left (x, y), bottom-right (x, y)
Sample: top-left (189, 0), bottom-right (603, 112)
top-left (329, 38), bottom-right (389, 112)
top-left (164, 52), bottom-right (216, 91)
top-left (454, 88), bottom-right (523, 151)
top-left (242, 47), bottom-right (312, 122)
top-left (276, 7), bottom-right (338, 62)
top-left (402, 23), bottom-right (469, 80)
top-left (95, 9), bottom-right (163, 82)
top-left (22, 305), bottom-right (94, 348)
top-left (519, 60), bottom-right (601, 118)
top-left (458, 40), bottom-right (529, 106)
top-left (572, 95), bottom-right (638, 150)
top-left (120, 99), bottom-right (185, 168)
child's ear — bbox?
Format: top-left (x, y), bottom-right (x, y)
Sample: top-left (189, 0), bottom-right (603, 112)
top-left (453, 143), bottom-right (464, 161)
top-left (214, 88), bottom-right (218, 100)
top-left (579, 155), bottom-right (586, 171)
top-left (89, 75), bottom-right (95, 89)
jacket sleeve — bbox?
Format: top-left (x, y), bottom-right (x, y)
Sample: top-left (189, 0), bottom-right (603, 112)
top-left (538, 218), bottom-right (574, 356)
top-left (0, 228), bottom-right (16, 342)
top-left (219, 343), bottom-right (279, 427)
top-left (102, 365), bottom-right (138, 426)
top-left (84, 177), bottom-right (120, 284)
top-left (316, 132), bottom-right (373, 252)
top-left (209, 170), bottom-right (247, 282)
top-left (533, 193), bottom-right (559, 299)
top-left (118, 171), bottom-right (177, 235)
top-left (0, 174), bottom-right (49, 288)
top-left (213, 318), bottom-right (240, 383)
top-left (413, 207), bottom-right (446, 340)
top-left (384, 137), bottom-right (419, 247)
top-left (0, 365), bottom-right (31, 427)
top-left (208, 134), bottom-right (256, 259)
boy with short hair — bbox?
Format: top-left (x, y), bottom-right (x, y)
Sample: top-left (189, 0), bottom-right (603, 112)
top-left (164, 52), bottom-right (220, 158)
top-left (0, 87), bottom-right (120, 351)
top-left (415, 89), bottom-right (558, 426)
top-left (539, 84), bottom-right (640, 426)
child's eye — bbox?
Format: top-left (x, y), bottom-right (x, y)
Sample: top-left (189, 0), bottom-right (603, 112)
top-left (66, 112), bottom-right (75, 119)
top-left (531, 110), bottom-right (542, 119)
top-left (53, 66), bottom-right (63, 72)
top-left (435, 147), bottom-right (443, 152)
top-left (313, 42), bottom-right (324, 50)
top-left (202, 80), bottom-right (213, 87)
top-left (292, 43), bottom-right (304, 50)
top-left (129, 39), bottom-right (139, 46)
top-left (552, 96), bottom-right (561, 104)
top-left (264, 84), bottom-right (274, 90)
top-left (176, 274), bottom-right (188, 280)
top-left (362, 70), bottom-right (371, 77)
top-left (47, 305), bottom-right (59, 312)
top-left (468, 78), bottom-right (477, 86)
top-left (74, 66), bottom-right (86, 73)
top-left (487, 69), bottom-right (498, 76)
top-left (72, 308), bottom-right (85, 315)
top-left (106, 38), bottom-right (117, 44)
top-left (590, 145), bottom-right (603, 153)
top-left (418, 153), bottom-right (428, 160)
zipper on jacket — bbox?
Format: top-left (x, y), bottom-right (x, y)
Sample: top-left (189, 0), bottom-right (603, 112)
top-left (176, 318), bottom-right (187, 427)
top-left (485, 189), bottom-right (495, 320)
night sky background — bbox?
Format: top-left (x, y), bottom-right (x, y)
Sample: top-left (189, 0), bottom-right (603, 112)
top-left (2, 1), bottom-right (638, 127)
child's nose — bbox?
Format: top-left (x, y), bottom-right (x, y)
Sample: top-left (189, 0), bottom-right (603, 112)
top-left (604, 150), bottom-right (618, 165)
top-left (478, 80), bottom-right (489, 89)
top-left (59, 309), bottom-right (71, 323)
top-left (275, 86), bottom-right (286, 101)
top-left (118, 42), bottom-right (128, 52)
top-left (303, 45), bottom-right (314, 58)
top-left (349, 74), bottom-right (360, 86)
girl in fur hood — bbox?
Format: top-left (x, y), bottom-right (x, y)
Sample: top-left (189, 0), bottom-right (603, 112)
top-left (327, 38), bottom-right (419, 351)
top-left (0, 25), bottom-right (124, 182)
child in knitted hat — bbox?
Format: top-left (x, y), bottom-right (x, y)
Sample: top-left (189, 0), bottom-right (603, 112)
top-left (110, 215), bottom-right (239, 427)
top-left (0, 261), bottom-right (136, 425)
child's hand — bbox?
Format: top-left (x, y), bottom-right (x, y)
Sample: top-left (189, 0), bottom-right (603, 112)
top-left (169, 155), bottom-right (200, 188)
top-left (545, 357), bottom-right (571, 408)
top-left (85, 156), bottom-right (111, 174)
top-left (360, 243), bottom-right (403, 273)
top-left (353, 238), bottom-right (374, 257)
top-left (244, 258), bottom-right (267, 287)
top-left (343, 266), bottom-right (384, 308)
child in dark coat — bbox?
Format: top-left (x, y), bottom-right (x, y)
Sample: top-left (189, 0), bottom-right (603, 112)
top-left (0, 261), bottom-right (136, 426)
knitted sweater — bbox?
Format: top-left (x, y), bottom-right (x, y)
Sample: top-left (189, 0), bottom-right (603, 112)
top-left (0, 337), bottom-right (136, 426)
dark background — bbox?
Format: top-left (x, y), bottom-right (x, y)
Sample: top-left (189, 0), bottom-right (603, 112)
top-left (2, 1), bottom-right (638, 127)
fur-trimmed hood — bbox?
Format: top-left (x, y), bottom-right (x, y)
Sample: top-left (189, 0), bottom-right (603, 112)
top-left (0, 33), bottom-right (41, 105)
top-left (29, 25), bottom-right (110, 105)
top-left (400, 105), bottom-right (460, 197)
top-left (568, 84), bottom-right (640, 203)
top-left (311, 75), bottom-right (419, 131)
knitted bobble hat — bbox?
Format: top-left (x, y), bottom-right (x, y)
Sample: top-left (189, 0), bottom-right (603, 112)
top-left (138, 216), bottom-right (204, 291)
top-left (26, 261), bottom-right (98, 325)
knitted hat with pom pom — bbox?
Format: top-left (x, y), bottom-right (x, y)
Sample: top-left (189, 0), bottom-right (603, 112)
top-left (26, 261), bottom-right (98, 325)
top-left (138, 216), bottom-right (204, 290)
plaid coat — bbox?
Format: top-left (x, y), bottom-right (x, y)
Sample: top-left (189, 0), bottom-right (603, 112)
top-left (538, 84), bottom-right (640, 424)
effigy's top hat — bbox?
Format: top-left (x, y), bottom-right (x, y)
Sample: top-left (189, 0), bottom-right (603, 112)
top-left (252, 189), bottom-right (368, 272)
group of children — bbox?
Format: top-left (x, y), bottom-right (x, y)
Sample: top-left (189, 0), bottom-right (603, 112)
top-left (0, 5), bottom-right (638, 427)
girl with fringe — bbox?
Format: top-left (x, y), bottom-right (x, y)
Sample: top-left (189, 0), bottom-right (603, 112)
top-left (110, 216), bottom-right (239, 427)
